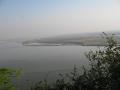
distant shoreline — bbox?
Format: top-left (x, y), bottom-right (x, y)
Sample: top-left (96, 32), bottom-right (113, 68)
top-left (22, 43), bottom-right (106, 46)
top-left (22, 33), bottom-right (120, 47)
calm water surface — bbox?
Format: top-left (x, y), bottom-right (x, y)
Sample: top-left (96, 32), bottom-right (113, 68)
top-left (0, 40), bottom-right (98, 73)
top-left (0, 40), bottom-right (100, 89)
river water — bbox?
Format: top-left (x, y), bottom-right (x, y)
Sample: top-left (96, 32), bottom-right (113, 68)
top-left (0, 40), bottom-right (98, 72)
top-left (0, 40), bottom-right (99, 89)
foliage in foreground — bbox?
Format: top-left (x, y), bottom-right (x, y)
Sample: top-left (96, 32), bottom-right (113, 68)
top-left (31, 34), bottom-right (120, 90)
top-left (0, 68), bottom-right (21, 90)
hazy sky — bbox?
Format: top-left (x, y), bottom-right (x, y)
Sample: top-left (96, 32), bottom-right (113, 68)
top-left (0, 0), bottom-right (120, 39)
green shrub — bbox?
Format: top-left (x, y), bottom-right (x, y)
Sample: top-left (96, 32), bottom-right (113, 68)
top-left (0, 68), bottom-right (21, 90)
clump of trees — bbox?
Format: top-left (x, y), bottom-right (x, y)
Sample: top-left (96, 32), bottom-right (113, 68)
top-left (31, 34), bottom-right (120, 90)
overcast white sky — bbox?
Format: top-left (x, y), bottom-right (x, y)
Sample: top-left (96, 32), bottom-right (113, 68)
top-left (0, 0), bottom-right (120, 39)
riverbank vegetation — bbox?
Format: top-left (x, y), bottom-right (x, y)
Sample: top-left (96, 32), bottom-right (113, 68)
top-left (0, 68), bottom-right (21, 90)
